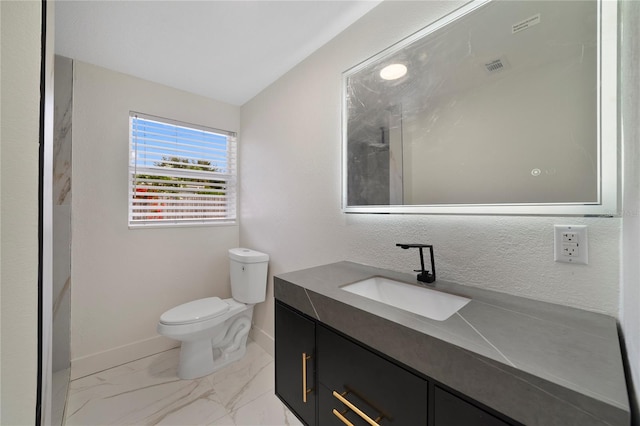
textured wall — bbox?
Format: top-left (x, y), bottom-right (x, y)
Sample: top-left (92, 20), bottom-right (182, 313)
top-left (240, 0), bottom-right (622, 353)
top-left (71, 62), bottom-right (240, 378)
top-left (0, 1), bottom-right (42, 423)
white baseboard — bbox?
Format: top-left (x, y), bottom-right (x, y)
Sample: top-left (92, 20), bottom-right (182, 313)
top-left (70, 335), bottom-right (179, 380)
top-left (71, 328), bottom-right (273, 381)
top-left (249, 325), bottom-right (274, 357)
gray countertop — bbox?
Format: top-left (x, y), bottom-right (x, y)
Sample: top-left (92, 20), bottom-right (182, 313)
top-left (274, 261), bottom-right (630, 426)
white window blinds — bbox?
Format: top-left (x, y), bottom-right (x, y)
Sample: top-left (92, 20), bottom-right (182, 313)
top-left (128, 113), bottom-right (237, 227)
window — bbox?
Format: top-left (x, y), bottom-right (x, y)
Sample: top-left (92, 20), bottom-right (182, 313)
top-left (128, 112), bottom-right (236, 227)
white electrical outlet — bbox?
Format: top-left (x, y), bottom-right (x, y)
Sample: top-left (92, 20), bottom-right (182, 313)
top-left (554, 225), bottom-right (588, 264)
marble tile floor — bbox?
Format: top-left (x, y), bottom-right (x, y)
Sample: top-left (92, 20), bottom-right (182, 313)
top-left (64, 341), bottom-right (303, 426)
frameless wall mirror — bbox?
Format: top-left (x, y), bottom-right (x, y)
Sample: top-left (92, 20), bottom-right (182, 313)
top-left (342, 0), bottom-right (617, 215)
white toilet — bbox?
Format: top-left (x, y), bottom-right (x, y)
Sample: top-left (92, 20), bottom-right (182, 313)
top-left (157, 248), bottom-right (269, 379)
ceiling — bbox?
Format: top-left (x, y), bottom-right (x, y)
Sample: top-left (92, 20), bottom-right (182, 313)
top-left (55, 1), bottom-right (381, 106)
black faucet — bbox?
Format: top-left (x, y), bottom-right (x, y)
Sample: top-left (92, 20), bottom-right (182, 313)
top-left (396, 243), bottom-right (436, 284)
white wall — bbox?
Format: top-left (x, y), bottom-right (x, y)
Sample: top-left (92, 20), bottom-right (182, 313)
top-left (0, 1), bottom-right (42, 423)
top-left (240, 1), bottom-right (622, 354)
top-left (406, 56), bottom-right (597, 205)
top-left (621, 0), bottom-right (640, 419)
top-left (70, 62), bottom-right (240, 379)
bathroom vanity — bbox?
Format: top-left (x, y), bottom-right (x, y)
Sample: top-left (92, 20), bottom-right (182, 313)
top-left (274, 262), bottom-right (630, 426)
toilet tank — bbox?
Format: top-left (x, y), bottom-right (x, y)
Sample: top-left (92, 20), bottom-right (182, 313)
top-left (228, 248), bottom-right (269, 304)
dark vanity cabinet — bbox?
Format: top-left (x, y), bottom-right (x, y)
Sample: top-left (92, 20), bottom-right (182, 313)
top-left (275, 301), bottom-right (518, 426)
top-left (317, 325), bottom-right (428, 425)
top-left (433, 387), bottom-right (510, 426)
top-left (275, 301), bottom-right (316, 426)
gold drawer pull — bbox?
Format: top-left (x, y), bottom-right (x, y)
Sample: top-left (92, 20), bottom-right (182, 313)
top-left (302, 353), bottom-right (312, 402)
top-left (333, 408), bottom-right (355, 426)
top-left (333, 390), bottom-right (381, 426)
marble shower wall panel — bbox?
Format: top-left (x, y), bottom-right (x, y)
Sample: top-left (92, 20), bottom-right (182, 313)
top-left (54, 56), bottom-right (72, 206)
top-left (53, 55), bottom-right (72, 373)
top-left (52, 206), bottom-right (71, 373)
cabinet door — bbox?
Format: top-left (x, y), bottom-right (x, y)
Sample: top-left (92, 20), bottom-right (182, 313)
top-left (275, 302), bottom-right (316, 426)
top-left (434, 386), bottom-right (511, 426)
top-left (317, 325), bottom-right (428, 425)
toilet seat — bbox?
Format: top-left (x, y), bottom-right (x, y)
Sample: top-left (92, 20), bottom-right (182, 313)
top-left (160, 297), bottom-right (230, 325)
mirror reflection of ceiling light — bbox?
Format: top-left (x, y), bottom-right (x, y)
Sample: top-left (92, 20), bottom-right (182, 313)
top-left (380, 63), bottom-right (407, 80)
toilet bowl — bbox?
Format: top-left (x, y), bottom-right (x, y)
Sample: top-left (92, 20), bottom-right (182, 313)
top-left (157, 248), bottom-right (269, 379)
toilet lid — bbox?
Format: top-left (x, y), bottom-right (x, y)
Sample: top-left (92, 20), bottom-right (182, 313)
top-left (160, 297), bottom-right (230, 325)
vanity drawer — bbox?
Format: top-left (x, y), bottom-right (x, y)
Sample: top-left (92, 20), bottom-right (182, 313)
top-left (433, 386), bottom-right (510, 426)
top-left (317, 325), bottom-right (428, 425)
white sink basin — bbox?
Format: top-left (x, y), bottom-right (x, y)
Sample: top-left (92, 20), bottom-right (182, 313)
top-left (341, 276), bottom-right (470, 321)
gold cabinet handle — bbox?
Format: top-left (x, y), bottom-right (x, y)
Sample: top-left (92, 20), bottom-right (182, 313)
top-left (302, 353), bottom-right (312, 402)
top-left (333, 390), bottom-right (381, 426)
top-left (333, 408), bottom-right (355, 426)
